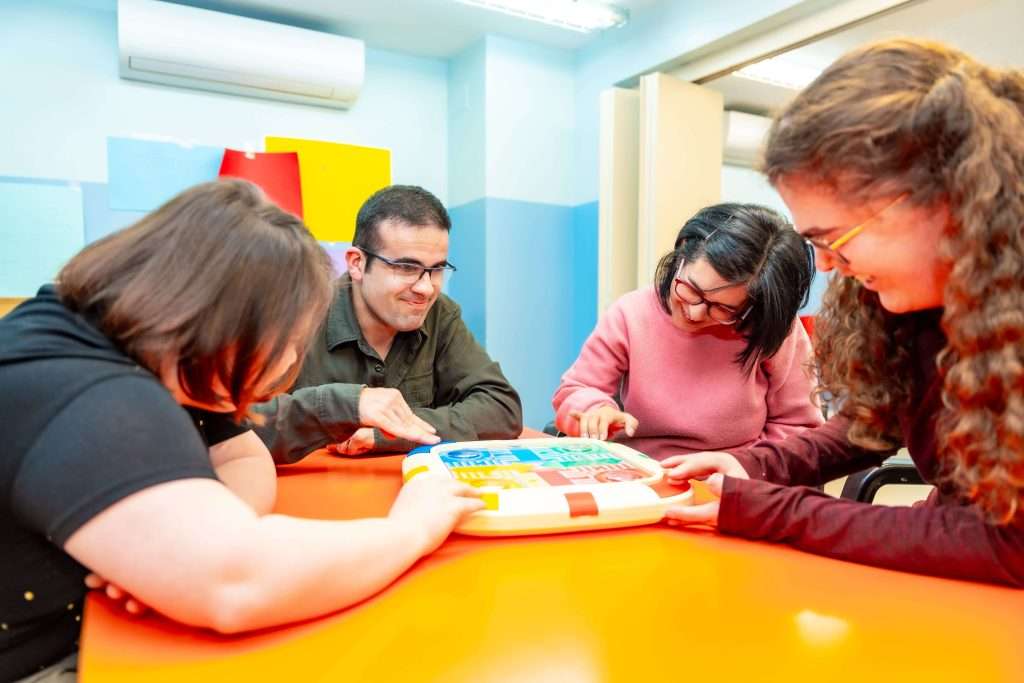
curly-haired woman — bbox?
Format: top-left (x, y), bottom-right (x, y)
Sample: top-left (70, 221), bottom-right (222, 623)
top-left (662, 38), bottom-right (1024, 586)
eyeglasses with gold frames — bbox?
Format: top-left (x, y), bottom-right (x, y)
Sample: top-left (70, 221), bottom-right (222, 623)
top-left (804, 193), bottom-right (908, 265)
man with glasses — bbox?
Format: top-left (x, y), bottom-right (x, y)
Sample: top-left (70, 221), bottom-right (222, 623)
top-left (255, 185), bottom-right (523, 462)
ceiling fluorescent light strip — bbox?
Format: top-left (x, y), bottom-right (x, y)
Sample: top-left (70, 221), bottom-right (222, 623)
top-left (456, 0), bottom-right (628, 33)
top-left (734, 55), bottom-right (822, 91)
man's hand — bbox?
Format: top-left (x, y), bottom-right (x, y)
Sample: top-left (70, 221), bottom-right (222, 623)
top-left (327, 427), bottom-right (376, 456)
top-left (358, 387), bottom-right (440, 445)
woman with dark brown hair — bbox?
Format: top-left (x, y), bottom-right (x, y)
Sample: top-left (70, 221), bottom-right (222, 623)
top-left (660, 38), bottom-right (1024, 586)
top-left (0, 179), bottom-right (482, 681)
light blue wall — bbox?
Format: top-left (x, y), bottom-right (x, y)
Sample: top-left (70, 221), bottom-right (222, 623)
top-left (447, 35), bottom-right (575, 205)
top-left (0, 0), bottom-right (450, 200)
top-left (446, 37), bottom-right (593, 427)
top-left (570, 200), bottom-right (600, 352)
top-left (447, 41), bottom-right (487, 207)
top-left (484, 36), bottom-right (575, 205)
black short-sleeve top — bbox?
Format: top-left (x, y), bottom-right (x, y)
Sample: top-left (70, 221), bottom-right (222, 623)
top-left (0, 287), bottom-right (243, 680)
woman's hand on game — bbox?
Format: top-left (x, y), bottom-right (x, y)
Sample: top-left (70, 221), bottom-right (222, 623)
top-left (659, 451), bottom-right (748, 528)
top-left (661, 450), bottom-right (748, 484)
top-left (85, 572), bottom-right (149, 616)
top-left (569, 406), bottom-right (639, 440)
top-left (389, 475), bottom-right (485, 555)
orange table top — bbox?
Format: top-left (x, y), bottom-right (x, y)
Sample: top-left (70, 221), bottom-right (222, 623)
top-left (81, 447), bottom-right (1024, 682)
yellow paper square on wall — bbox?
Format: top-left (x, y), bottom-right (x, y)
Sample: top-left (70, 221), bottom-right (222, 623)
top-left (265, 136), bottom-right (391, 242)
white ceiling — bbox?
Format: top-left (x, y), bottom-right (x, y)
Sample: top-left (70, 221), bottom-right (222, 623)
top-left (706, 0), bottom-right (1024, 116)
top-left (167, 0), bottom-right (662, 57)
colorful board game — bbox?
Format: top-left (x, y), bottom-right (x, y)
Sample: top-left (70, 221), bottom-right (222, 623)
top-left (403, 438), bottom-right (693, 536)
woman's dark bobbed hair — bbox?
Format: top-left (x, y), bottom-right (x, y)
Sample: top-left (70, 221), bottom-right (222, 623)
top-left (654, 202), bottom-right (814, 372)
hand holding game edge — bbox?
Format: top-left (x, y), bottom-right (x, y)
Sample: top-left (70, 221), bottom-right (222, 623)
top-left (569, 406), bottom-right (639, 440)
top-left (664, 473), bottom-right (725, 527)
top-left (659, 451), bottom-right (748, 528)
top-left (389, 476), bottom-right (485, 555)
top-left (358, 387), bottom-right (440, 445)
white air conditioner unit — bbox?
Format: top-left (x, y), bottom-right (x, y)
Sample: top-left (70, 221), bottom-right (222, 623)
top-left (722, 110), bottom-right (773, 167)
top-left (118, 0), bottom-right (365, 109)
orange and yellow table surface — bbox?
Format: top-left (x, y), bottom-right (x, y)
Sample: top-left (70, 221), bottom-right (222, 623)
top-left (80, 443), bottom-right (1024, 682)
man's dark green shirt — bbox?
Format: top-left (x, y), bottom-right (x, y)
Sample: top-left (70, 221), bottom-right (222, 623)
top-left (254, 278), bottom-right (523, 462)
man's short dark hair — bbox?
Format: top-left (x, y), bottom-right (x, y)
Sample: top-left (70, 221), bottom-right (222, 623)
top-left (353, 185), bottom-right (451, 256)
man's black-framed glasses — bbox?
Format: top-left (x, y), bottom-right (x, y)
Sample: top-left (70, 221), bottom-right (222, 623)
top-left (673, 261), bottom-right (749, 325)
top-left (360, 248), bottom-right (457, 284)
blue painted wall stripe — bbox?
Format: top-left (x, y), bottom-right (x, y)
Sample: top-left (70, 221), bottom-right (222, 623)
top-left (448, 199), bottom-right (488, 347)
top-left (446, 196), bottom-right (601, 429)
top-left (570, 200), bottom-right (599, 356)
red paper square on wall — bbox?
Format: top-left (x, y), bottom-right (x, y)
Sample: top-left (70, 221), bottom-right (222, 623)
top-left (219, 149), bottom-right (303, 218)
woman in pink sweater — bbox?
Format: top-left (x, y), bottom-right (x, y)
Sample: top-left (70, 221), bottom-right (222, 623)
top-left (553, 203), bottom-right (822, 460)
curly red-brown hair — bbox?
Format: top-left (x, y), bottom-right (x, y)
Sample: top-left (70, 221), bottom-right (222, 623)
top-left (763, 38), bottom-right (1024, 524)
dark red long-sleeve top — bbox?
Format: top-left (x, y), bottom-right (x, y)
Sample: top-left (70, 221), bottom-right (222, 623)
top-left (719, 310), bottom-right (1024, 587)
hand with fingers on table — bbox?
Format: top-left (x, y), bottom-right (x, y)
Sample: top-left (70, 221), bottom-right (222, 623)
top-left (327, 427), bottom-right (376, 456)
top-left (358, 387), bottom-right (440, 446)
top-left (660, 451), bottom-right (749, 527)
top-left (568, 405), bottom-right (639, 441)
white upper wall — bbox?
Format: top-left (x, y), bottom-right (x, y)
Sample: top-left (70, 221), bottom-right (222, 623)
top-left (5, 0), bottom-right (843, 213)
top-left (447, 40), bottom-right (487, 208)
top-left (1, 0), bottom-right (449, 202)
top-left (571, 0), bottom-right (807, 206)
top-left (484, 36), bottom-right (575, 206)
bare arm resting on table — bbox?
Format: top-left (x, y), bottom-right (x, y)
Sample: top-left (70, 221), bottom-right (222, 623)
top-left (65, 476), bottom-right (483, 633)
top-left (209, 430), bottom-right (277, 515)
top-left (85, 430), bottom-right (279, 611)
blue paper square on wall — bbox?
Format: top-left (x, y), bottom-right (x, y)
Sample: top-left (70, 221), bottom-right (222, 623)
top-left (107, 137), bottom-right (223, 212)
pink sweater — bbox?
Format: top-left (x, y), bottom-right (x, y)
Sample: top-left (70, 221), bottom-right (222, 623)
top-left (553, 287), bottom-right (823, 460)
